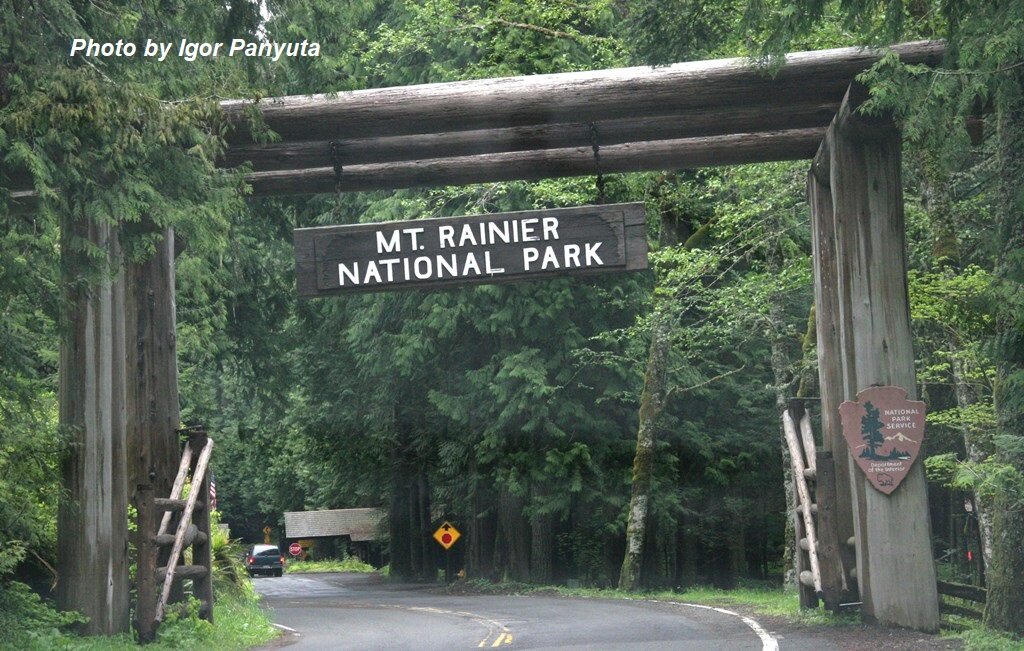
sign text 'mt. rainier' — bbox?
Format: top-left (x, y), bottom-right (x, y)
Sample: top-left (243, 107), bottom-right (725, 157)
top-left (294, 203), bottom-right (648, 297)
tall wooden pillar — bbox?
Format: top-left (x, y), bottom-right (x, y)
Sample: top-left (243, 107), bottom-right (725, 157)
top-left (125, 225), bottom-right (183, 622)
top-left (819, 85), bottom-right (939, 631)
top-left (57, 214), bottom-right (130, 634)
top-left (126, 226), bottom-right (181, 498)
top-left (808, 158), bottom-right (857, 599)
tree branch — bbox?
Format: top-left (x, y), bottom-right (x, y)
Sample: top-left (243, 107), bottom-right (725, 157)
top-left (665, 364), bottom-right (747, 400)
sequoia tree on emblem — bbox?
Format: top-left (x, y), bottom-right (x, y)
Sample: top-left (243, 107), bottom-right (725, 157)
top-left (838, 386), bottom-right (926, 495)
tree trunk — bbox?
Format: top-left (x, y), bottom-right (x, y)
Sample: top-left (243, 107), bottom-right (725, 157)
top-left (985, 65), bottom-right (1024, 636)
top-left (57, 213), bottom-right (130, 634)
top-left (948, 342), bottom-right (994, 569)
top-left (418, 470), bottom-right (435, 581)
top-left (466, 455), bottom-right (495, 579)
top-left (529, 484), bottom-right (553, 584)
top-left (618, 308), bottom-right (671, 590)
top-left (496, 488), bottom-right (530, 582)
top-left (388, 452), bottom-right (413, 580)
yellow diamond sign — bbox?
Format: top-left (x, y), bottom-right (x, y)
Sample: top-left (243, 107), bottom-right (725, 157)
top-left (433, 521), bottom-right (461, 550)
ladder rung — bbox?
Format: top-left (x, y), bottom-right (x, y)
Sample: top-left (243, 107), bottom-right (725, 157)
top-left (153, 531), bottom-right (207, 547)
top-left (796, 503), bottom-right (818, 516)
top-left (156, 564), bottom-right (209, 582)
top-left (154, 498), bottom-right (205, 512)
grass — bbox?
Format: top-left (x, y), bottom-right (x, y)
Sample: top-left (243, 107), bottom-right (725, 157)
top-left (285, 557), bottom-right (378, 574)
top-left (451, 579), bottom-right (1021, 648)
top-left (12, 588), bottom-right (278, 650)
top-left (956, 628), bottom-right (1024, 651)
top-left (456, 580), bottom-right (855, 625)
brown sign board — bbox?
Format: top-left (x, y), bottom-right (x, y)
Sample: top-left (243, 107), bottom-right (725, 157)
top-left (839, 386), bottom-right (926, 495)
top-left (294, 203), bottom-right (648, 297)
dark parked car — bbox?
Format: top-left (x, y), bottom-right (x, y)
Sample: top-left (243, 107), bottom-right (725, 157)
top-left (246, 544), bottom-right (285, 577)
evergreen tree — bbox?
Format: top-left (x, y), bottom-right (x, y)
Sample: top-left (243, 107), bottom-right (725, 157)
top-left (861, 401), bottom-right (885, 460)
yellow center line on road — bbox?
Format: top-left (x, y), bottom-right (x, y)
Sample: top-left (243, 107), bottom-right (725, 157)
top-left (478, 626), bottom-right (513, 647)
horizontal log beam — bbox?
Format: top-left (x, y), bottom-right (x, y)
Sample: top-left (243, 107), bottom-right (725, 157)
top-left (2, 103), bottom-right (838, 192)
top-left (247, 128), bottom-right (825, 197)
top-left (223, 101), bottom-right (838, 172)
top-left (6, 128), bottom-right (823, 211)
top-left (936, 580), bottom-right (987, 603)
top-left (221, 41), bottom-right (944, 145)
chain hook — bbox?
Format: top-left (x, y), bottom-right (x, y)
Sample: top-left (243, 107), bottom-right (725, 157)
top-left (330, 140), bottom-right (344, 210)
top-left (588, 122), bottom-right (606, 204)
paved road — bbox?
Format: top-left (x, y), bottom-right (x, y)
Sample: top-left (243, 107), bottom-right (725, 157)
top-left (251, 572), bottom-right (820, 650)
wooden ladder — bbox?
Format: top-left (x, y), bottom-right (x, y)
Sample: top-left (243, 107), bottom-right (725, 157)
top-left (783, 401), bottom-right (848, 611)
top-left (135, 428), bottom-right (215, 642)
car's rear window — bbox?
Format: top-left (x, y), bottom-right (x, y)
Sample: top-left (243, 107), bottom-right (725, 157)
top-left (254, 546), bottom-right (280, 556)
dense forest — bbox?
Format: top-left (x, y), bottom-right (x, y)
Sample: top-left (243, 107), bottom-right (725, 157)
top-left (2, 0), bottom-right (1023, 642)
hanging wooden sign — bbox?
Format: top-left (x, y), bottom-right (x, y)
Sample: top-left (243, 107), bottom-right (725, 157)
top-left (839, 386), bottom-right (926, 495)
top-left (293, 203), bottom-right (648, 297)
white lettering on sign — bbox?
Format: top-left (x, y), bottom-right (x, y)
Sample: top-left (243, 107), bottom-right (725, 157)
top-left (301, 206), bottom-right (641, 295)
top-left (338, 252), bottom-right (512, 286)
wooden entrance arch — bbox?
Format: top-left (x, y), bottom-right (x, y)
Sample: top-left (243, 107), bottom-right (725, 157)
top-left (32, 40), bottom-right (945, 634)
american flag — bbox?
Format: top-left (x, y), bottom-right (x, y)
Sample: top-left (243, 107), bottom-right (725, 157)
top-left (209, 472), bottom-right (217, 510)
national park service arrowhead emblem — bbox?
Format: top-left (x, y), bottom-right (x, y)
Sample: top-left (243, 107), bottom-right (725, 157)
top-left (839, 386), bottom-right (925, 495)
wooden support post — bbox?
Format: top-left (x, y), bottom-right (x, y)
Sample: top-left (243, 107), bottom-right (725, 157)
top-left (191, 434), bottom-right (214, 622)
top-left (135, 484), bottom-right (157, 642)
top-left (125, 225), bottom-right (184, 607)
top-left (792, 474), bottom-right (817, 608)
top-left (808, 157), bottom-right (858, 597)
top-left (784, 410), bottom-right (822, 596)
top-left (815, 450), bottom-right (845, 611)
top-left (827, 85), bottom-right (939, 631)
top-left (125, 225), bottom-right (181, 499)
top-left (56, 214), bottom-right (130, 634)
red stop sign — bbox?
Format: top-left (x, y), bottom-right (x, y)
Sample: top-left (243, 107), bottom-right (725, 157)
top-left (289, 542), bottom-right (302, 556)
top-left (441, 533), bottom-right (452, 545)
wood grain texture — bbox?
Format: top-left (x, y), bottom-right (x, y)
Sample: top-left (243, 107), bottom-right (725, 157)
top-left (223, 102), bottom-right (839, 172)
top-left (191, 437), bottom-right (214, 622)
top-left (294, 203), bottom-right (648, 297)
top-left (155, 439), bottom-right (213, 623)
top-left (56, 215), bottom-right (130, 635)
top-left (134, 485), bottom-right (157, 642)
top-left (815, 450), bottom-right (846, 611)
top-left (808, 166), bottom-right (858, 598)
top-left (221, 41), bottom-right (944, 145)
top-left (125, 227), bottom-right (181, 505)
top-left (784, 410), bottom-right (822, 594)
top-left (251, 129), bottom-right (825, 197)
top-left (829, 87), bottom-right (940, 632)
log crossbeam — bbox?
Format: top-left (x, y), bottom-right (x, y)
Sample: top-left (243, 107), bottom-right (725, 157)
top-left (6, 40), bottom-right (945, 209)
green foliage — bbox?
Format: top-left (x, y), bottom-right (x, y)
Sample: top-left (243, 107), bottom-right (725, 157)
top-left (286, 557), bottom-right (378, 574)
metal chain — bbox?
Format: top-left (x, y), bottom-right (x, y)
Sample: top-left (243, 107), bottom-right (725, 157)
top-left (588, 122), bottom-right (606, 204)
top-left (330, 140), bottom-right (344, 207)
